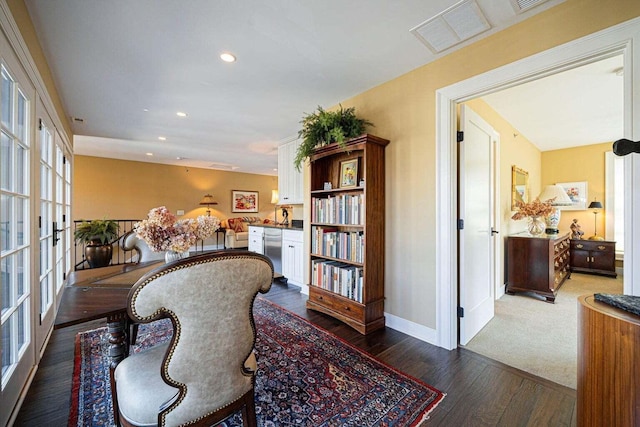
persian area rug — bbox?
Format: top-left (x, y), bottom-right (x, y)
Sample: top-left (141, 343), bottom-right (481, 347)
top-left (69, 297), bottom-right (444, 426)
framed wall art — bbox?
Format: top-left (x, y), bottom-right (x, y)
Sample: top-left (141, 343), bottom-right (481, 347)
top-left (339, 158), bottom-right (359, 188)
top-left (557, 181), bottom-right (588, 210)
top-left (231, 190), bottom-right (259, 213)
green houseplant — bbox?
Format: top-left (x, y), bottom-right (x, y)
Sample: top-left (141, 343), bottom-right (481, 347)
top-left (294, 105), bottom-right (373, 171)
top-left (74, 219), bottom-right (119, 268)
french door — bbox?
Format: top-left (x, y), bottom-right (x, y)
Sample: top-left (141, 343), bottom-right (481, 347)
top-left (36, 109), bottom-right (69, 352)
top-left (1, 60), bottom-right (34, 427)
top-left (1, 49), bottom-right (72, 426)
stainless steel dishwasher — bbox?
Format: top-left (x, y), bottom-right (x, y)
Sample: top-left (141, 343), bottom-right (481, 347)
top-left (263, 227), bottom-right (282, 274)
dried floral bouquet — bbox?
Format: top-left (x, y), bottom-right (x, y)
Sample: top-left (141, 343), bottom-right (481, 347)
top-left (134, 206), bottom-right (220, 253)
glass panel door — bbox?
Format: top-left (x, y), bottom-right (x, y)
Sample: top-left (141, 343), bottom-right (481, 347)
top-left (0, 63), bottom-right (32, 403)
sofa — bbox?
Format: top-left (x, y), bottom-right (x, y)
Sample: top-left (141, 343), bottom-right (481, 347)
top-left (221, 217), bottom-right (275, 249)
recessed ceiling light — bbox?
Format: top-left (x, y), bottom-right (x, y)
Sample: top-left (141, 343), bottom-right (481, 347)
top-left (143, 108), bottom-right (149, 112)
top-left (158, 136), bottom-right (166, 141)
top-left (220, 52), bottom-right (236, 63)
top-left (176, 112), bottom-right (187, 117)
top-left (146, 152), bottom-right (153, 156)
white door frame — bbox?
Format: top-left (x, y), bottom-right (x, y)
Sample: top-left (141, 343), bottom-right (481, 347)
top-left (436, 17), bottom-right (640, 350)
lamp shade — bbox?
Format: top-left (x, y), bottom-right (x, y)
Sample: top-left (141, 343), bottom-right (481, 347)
top-left (538, 185), bottom-right (573, 206)
top-left (271, 189), bottom-right (279, 204)
top-left (199, 194), bottom-right (218, 206)
top-left (588, 201), bottom-right (603, 209)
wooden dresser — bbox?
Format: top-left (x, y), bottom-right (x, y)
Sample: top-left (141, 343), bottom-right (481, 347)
top-left (505, 233), bottom-right (571, 303)
top-left (578, 295), bottom-right (640, 426)
top-left (570, 239), bottom-right (616, 277)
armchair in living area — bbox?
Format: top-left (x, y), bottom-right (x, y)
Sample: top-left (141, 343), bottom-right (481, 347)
top-left (221, 217), bottom-right (273, 249)
top-left (110, 250), bottom-right (274, 427)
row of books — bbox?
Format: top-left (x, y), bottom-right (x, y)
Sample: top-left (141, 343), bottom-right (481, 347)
top-left (311, 259), bottom-right (364, 303)
top-left (311, 226), bottom-right (364, 262)
top-left (311, 194), bottom-right (363, 225)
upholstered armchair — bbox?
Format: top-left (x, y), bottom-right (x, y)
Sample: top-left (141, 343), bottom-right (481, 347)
top-left (110, 251), bottom-right (273, 427)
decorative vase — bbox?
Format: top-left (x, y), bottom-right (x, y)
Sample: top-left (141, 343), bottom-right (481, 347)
top-left (85, 242), bottom-right (113, 268)
top-left (527, 216), bottom-right (545, 236)
top-left (165, 250), bottom-right (188, 264)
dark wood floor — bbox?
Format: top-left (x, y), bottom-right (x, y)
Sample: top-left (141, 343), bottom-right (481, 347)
top-left (14, 281), bottom-right (577, 426)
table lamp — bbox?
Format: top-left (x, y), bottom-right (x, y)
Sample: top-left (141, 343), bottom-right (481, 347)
top-left (199, 194), bottom-right (218, 216)
top-left (537, 184), bottom-right (573, 234)
top-left (587, 200), bottom-right (604, 241)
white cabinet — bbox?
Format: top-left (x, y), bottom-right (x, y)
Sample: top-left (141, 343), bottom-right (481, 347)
top-left (248, 226), bottom-right (264, 254)
top-left (278, 139), bottom-right (304, 205)
top-left (281, 229), bottom-right (304, 286)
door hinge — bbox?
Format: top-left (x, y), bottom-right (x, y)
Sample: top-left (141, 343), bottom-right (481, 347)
top-left (457, 219), bottom-right (464, 230)
top-left (38, 215), bottom-right (42, 228)
top-left (38, 118), bottom-right (43, 131)
top-left (457, 131), bottom-right (464, 142)
top-left (457, 307), bottom-right (464, 318)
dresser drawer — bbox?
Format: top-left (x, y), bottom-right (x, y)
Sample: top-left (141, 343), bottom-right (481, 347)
top-left (308, 287), bottom-right (364, 321)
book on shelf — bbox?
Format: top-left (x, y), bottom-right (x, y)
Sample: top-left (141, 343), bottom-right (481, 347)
top-left (311, 259), bottom-right (364, 303)
top-left (311, 194), bottom-right (364, 225)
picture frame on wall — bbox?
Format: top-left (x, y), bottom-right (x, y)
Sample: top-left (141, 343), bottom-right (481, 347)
top-left (339, 158), bottom-right (359, 188)
top-left (557, 181), bottom-right (588, 210)
top-left (231, 190), bottom-right (259, 213)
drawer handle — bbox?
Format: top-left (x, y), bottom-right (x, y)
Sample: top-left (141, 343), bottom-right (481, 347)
top-left (344, 306), bottom-right (350, 311)
top-left (576, 244), bottom-right (584, 249)
top-left (597, 245), bottom-right (606, 250)
top-left (318, 296), bottom-right (323, 300)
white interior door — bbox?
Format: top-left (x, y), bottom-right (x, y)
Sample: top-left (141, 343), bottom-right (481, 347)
top-left (459, 105), bottom-right (498, 345)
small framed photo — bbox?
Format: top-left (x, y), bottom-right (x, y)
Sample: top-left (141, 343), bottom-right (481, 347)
top-left (232, 190), bottom-right (259, 213)
top-left (557, 181), bottom-right (588, 210)
top-left (339, 158), bottom-right (359, 188)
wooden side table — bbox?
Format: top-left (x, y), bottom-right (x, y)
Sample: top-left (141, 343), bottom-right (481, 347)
top-left (570, 239), bottom-right (616, 277)
top-left (578, 294), bottom-right (640, 426)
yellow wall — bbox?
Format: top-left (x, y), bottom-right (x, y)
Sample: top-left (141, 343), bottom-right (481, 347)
top-left (542, 142), bottom-right (612, 237)
top-left (331, 0), bottom-right (640, 328)
top-left (73, 156), bottom-right (279, 222)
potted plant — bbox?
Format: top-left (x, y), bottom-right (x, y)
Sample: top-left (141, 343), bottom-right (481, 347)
top-left (294, 105), bottom-right (373, 171)
top-left (74, 219), bottom-right (119, 268)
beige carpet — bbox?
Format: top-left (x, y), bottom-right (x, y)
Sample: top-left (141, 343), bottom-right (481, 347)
top-left (462, 272), bottom-right (623, 389)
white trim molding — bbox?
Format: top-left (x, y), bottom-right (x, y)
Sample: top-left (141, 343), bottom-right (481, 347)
top-left (436, 16), bottom-right (640, 350)
top-left (385, 311), bottom-right (439, 345)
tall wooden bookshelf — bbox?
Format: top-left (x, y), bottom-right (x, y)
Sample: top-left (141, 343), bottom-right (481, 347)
top-left (306, 134), bottom-right (389, 334)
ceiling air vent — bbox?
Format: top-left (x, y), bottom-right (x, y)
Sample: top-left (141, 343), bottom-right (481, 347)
top-left (510, 0), bottom-right (550, 14)
top-left (410, 0), bottom-right (491, 54)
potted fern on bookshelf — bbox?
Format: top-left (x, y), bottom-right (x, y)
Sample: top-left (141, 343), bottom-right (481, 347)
top-left (74, 219), bottom-right (119, 268)
top-left (294, 105), bottom-right (373, 171)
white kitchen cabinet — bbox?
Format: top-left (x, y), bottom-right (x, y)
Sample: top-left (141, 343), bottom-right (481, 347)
top-left (278, 139), bottom-right (304, 205)
top-left (248, 226), bottom-right (264, 254)
top-left (281, 229), bottom-right (304, 286)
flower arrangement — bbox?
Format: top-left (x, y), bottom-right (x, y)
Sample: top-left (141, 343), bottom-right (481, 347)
top-left (134, 206), bottom-right (220, 253)
top-left (511, 198), bottom-right (555, 220)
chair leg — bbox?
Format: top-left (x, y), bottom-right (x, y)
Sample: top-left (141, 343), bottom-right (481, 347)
top-left (242, 390), bottom-right (257, 427)
top-left (130, 323), bottom-right (139, 346)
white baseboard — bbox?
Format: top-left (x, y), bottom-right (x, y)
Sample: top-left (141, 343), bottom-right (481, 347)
top-left (384, 312), bottom-right (439, 346)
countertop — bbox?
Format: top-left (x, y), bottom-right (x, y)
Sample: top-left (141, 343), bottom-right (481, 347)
top-left (247, 223), bottom-right (303, 231)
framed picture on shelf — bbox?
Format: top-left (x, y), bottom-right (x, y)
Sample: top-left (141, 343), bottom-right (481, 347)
top-left (339, 158), bottom-right (359, 188)
top-left (557, 181), bottom-right (588, 210)
top-left (231, 190), bottom-right (259, 213)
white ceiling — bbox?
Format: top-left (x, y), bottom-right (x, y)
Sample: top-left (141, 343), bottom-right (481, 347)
top-left (24, 0), bottom-right (613, 177)
top-left (482, 54), bottom-right (624, 151)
